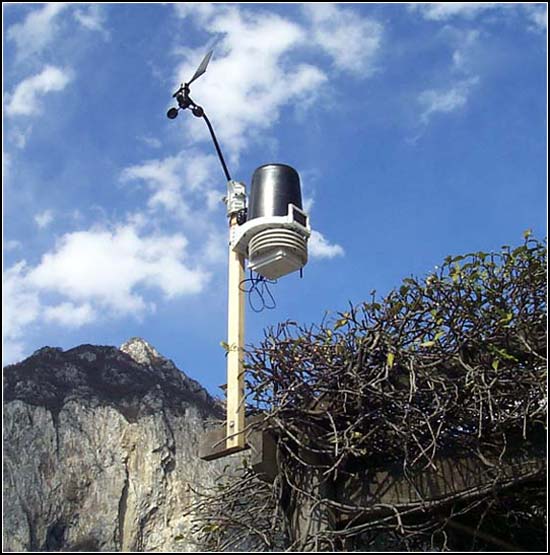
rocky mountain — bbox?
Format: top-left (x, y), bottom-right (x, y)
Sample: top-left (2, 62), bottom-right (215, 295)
top-left (3, 338), bottom-right (230, 552)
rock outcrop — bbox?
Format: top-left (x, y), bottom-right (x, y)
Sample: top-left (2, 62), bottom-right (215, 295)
top-left (3, 338), bottom-right (227, 552)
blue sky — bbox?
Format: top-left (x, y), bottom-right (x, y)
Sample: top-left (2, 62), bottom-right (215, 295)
top-left (3, 3), bottom-right (547, 394)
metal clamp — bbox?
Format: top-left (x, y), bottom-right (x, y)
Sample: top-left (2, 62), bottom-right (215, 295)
top-left (225, 180), bottom-right (247, 217)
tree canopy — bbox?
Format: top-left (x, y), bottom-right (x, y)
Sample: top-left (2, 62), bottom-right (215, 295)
top-left (187, 235), bottom-right (547, 551)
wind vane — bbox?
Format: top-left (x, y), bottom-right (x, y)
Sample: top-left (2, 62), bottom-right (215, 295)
top-left (166, 50), bottom-right (311, 459)
top-left (167, 50), bottom-right (231, 183)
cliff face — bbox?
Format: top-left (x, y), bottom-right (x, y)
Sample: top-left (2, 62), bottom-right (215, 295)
top-left (3, 338), bottom-right (226, 552)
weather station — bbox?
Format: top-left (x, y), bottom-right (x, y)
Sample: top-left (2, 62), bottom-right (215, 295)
top-left (166, 51), bottom-right (310, 460)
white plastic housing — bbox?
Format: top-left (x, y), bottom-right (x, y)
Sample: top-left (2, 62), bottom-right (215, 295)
top-left (231, 204), bottom-right (310, 280)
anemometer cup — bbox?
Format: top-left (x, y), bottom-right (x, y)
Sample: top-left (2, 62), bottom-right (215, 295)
top-left (192, 106), bottom-right (204, 118)
top-left (167, 107), bottom-right (179, 119)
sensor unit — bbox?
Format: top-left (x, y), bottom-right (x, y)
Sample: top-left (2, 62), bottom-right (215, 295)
top-left (231, 164), bottom-right (310, 280)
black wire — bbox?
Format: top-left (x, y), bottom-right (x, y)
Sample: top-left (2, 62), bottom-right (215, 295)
top-left (202, 113), bottom-right (232, 182)
top-left (240, 271), bottom-right (277, 313)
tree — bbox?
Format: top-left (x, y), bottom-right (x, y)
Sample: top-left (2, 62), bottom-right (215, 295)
top-left (187, 235), bottom-right (546, 551)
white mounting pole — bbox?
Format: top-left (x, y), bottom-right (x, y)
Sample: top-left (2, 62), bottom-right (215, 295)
top-left (225, 182), bottom-right (247, 451)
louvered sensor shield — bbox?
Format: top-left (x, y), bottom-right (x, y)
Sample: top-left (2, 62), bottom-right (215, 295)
top-left (231, 164), bottom-right (310, 280)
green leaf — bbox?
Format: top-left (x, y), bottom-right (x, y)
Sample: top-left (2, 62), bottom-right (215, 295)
top-left (495, 347), bottom-right (519, 362)
top-left (492, 359), bottom-right (500, 371)
top-left (420, 340), bottom-right (436, 348)
top-left (450, 264), bottom-right (461, 283)
top-left (523, 228), bottom-right (533, 240)
top-left (202, 523), bottom-right (220, 533)
top-left (490, 345), bottom-right (519, 362)
top-left (220, 341), bottom-right (231, 352)
top-left (387, 352), bottom-right (395, 368)
top-left (498, 312), bottom-right (513, 325)
top-left (334, 317), bottom-right (348, 330)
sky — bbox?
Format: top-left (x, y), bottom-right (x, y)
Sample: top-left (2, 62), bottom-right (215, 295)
top-left (3, 2), bottom-right (547, 395)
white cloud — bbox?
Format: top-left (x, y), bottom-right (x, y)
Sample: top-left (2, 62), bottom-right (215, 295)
top-left (302, 3), bottom-right (383, 75)
top-left (4, 240), bottom-right (22, 252)
top-left (524, 4), bottom-right (547, 32)
top-left (409, 3), bottom-right (499, 21)
top-left (309, 230), bottom-right (344, 259)
top-left (3, 262), bottom-right (41, 334)
top-left (121, 154), bottom-right (190, 217)
top-left (34, 209), bottom-right (55, 229)
top-left (73, 4), bottom-right (108, 36)
top-left (3, 151), bottom-right (12, 178)
top-left (202, 230), bottom-right (228, 265)
top-left (8, 124), bottom-right (33, 149)
top-left (7, 3), bottom-right (70, 61)
top-left (303, 194), bottom-right (315, 215)
top-left (120, 151), bottom-right (220, 221)
top-left (2, 341), bottom-right (27, 367)
top-left (204, 189), bottom-right (224, 212)
top-left (139, 135), bottom-right (162, 149)
top-left (409, 25), bottom-right (482, 135)
top-left (7, 3), bottom-right (108, 61)
top-left (299, 168), bottom-right (322, 215)
top-left (450, 29), bottom-right (481, 71)
top-left (2, 222), bottom-right (212, 363)
top-left (174, 6), bottom-right (327, 160)
top-left (6, 65), bottom-right (72, 117)
top-left (3, 262), bottom-right (41, 365)
top-left (120, 152), bottom-right (228, 270)
top-left (3, 269), bottom-right (95, 364)
top-left (173, 3), bottom-right (217, 24)
top-left (418, 76), bottom-right (480, 124)
top-left (27, 224), bottom-right (210, 315)
top-left (43, 302), bottom-right (97, 327)
top-left (410, 2), bottom-right (547, 32)
top-left (171, 3), bottom-right (383, 163)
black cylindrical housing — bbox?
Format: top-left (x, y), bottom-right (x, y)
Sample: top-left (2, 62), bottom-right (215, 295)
top-left (248, 164), bottom-right (302, 221)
